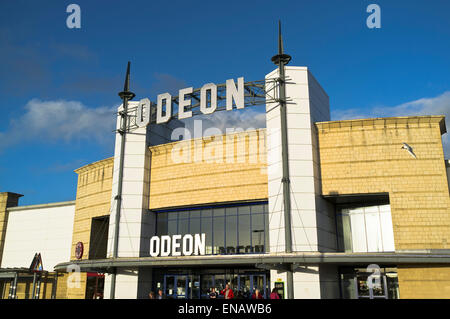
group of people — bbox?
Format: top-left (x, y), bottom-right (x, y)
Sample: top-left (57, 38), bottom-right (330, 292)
top-left (149, 285), bottom-right (281, 299)
top-left (209, 284), bottom-right (280, 299)
top-left (148, 289), bottom-right (167, 299)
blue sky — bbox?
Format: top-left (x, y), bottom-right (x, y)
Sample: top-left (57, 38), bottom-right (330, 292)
top-left (0, 0), bottom-right (449, 205)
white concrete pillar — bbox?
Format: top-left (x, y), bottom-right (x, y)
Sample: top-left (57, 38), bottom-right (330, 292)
top-left (104, 101), bottom-right (183, 299)
top-left (266, 66), bottom-right (338, 298)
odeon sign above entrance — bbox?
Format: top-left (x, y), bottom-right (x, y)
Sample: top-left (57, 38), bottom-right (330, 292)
top-left (149, 233), bottom-right (206, 257)
top-left (135, 77), bottom-right (246, 127)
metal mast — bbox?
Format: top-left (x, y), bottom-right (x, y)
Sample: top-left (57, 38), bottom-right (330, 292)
top-left (271, 20), bottom-right (294, 299)
top-left (110, 61), bottom-right (135, 299)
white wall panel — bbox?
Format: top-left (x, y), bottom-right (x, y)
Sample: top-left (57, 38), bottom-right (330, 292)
top-left (1, 203), bottom-right (75, 271)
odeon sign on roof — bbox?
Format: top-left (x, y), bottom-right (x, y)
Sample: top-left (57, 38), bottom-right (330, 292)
top-left (135, 77), bottom-right (246, 127)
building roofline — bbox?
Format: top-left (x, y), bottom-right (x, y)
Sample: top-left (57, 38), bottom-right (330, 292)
top-left (7, 200), bottom-right (75, 212)
top-left (74, 157), bottom-right (114, 174)
top-left (315, 115), bottom-right (446, 135)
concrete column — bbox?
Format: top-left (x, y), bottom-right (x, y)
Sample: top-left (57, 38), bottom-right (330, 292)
top-left (265, 66), bottom-right (339, 298)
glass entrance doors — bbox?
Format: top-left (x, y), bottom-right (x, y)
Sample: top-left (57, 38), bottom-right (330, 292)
top-left (164, 275), bottom-right (201, 299)
top-left (163, 273), bottom-right (268, 299)
top-left (355, 273), bottom-right (388, 299)
top-left (339, 267), bottom-right (399, 299)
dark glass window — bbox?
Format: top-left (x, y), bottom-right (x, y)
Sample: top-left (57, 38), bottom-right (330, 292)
top-left (190, 210), bottom-right (201, 218)
top-left (225, 214), bottom-right (238, 254)
top-left (238, 206), bottom-right (250, 215)
top-left (156, 213), bottom-right (167, 236)
top-left (238, 214), bottom-right (251, 253)
top-left (179, 218), bottom-right (189, 235)
top-left (154, 202), bottom-right (268, 255)
top-left (225, 207), bottom-right (237, 216)
top-left (202, 209), bottom-right (212, 218)
top-left (214, 216), bottom-right (225, 254)
top-left (251, 213), bottom-right (265, 252)
top-left (214, 208), bottom-right (225, 216)
top-left (201, 217), bottom-right (213, 254)
top-left (168, 219), bottom-right (177, 235)
top-left (251, 204), bottom-right (265, 214)
top-left (190, 217), bottom-right (201, 235)
top-left (178, 211), bottom-right (190, 219)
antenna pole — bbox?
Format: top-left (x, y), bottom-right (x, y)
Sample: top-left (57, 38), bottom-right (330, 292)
top-left (271, 20), bottom-right (294, 299)
top-left (110, 61), bottom-right (135, 299)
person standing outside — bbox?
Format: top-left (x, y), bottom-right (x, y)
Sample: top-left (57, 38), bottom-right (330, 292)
top-left (251, 288), bottom-right (264, 299)
top-left (220, 284), bottom-right (234, 299)
top-left (209, 287), bottom-right (218, 299)
top-left (269, 287), bottom-right (280, 299)
top-left (157, 289), bottom-right (166, 299)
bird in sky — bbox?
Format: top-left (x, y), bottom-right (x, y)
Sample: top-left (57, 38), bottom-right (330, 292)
top-left (401, 142), bottom-right (417, 159)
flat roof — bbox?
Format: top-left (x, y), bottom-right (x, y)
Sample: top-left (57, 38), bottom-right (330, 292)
top-left (315, 115), bottom-right (446, 135)
top-left (7, 200), bottom-right (75, 212)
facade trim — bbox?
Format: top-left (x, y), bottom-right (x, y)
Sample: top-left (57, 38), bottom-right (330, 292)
top-left (54, 252), bottom-right (450, 272)
top-left (7, 200), bottom-right (75, 212)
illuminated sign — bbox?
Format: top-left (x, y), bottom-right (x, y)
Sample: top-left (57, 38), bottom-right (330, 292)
top-left (149, 233), bottom-right (206, 257)
top-left (136, 77), bottom-right (245, 127)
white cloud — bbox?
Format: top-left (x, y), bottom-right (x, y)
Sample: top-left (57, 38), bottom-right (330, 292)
top-left (0, 99), bottom-right (116, 151)
top-left (332, 91), bottom-right (450, 158)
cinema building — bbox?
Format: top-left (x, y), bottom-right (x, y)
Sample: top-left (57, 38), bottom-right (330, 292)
top-left (1, 64), bottom-right (450, 299)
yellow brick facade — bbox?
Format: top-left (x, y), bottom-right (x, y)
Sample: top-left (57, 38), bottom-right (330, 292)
top-left (316, 115), bottom-right (450, 298)
top-left (149, 129), bottom-right (268, 209)
top-left (67, 157), bottom-right (114, 299)
top-left (397, 265), bottom-right (450, 298)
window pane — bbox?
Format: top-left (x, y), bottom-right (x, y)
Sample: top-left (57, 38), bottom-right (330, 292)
top-left (238, 206), bottom-right (250, 215)
top-left (202, 209), bottom-right (212, 218)
top-left (225, 215), bottom-right (238, 254)
top-left (201, 217), bottom-right (213, 254)
top-left (238, 214), bottom-right (251, 253)
top-left (349, 209), bottom-right (367, 252)
top-left (341, 213), bottom-right (353, 252)
top-left (252, 213), bottom-right (265, 252)
top-left (168, 212), bottom-right (178, 220)
top-left (251, 204), bottom-right (264, 214)
top-left (226, 207), bottom-right (237, 216)
top-left (264, 213), bottom-right (269, 252)
top-left (213, 216), bottom-right (225, 254)
top-left (190, 210), bottom-right (201, 218)
top-left (364, 208), bottom-right (382, 252)
top-left (179, 218), bottom-right (189, 235)
top-left (214, 208), bottom-right (225, 217)
top-left (190, 218), bottom-right (201, 235)
top-left (156, 213), bottom-right (168, 236)
top-left (168, 219), bottom-right (177, 235)
top-left (178, 211), bottom-right (190, 219)
top-left (380, 210), bottom-right (395, 251)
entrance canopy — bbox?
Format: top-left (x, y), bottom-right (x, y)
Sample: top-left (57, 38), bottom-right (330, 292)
top-left (54, 251), bottom-right (450, 274)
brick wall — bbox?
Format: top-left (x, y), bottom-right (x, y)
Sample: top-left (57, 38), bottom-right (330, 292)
top-left (67, 158), bottom-right (114, 299)
top-left (316, 115), bottom-right (450, 298)
top-left (148, 129), bottom-right (268, 209)
top-left (398, 265), bottom-right (450, 298)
